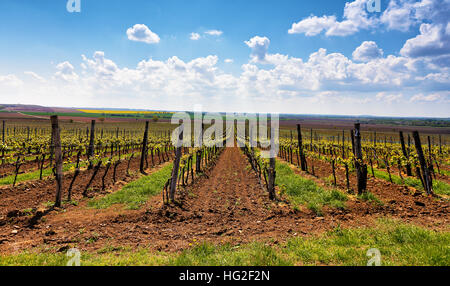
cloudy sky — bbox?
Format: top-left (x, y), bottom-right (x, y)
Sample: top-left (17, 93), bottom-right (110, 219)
top-left (0, 0), bottom-right (449, 117)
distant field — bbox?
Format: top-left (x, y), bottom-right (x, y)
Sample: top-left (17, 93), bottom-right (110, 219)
top-left (19, 110), bottom-right (174, 121)
top-left (77, 109), bottom-right (174, 115)
top-left (1, 104), bottom-right (449, 134)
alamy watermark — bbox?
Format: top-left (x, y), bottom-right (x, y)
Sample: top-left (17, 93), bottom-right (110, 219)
top-left (67, 0), bottom-right (81, 13)
top-left (367, 0), bottom-right (381, 13)
top-left (170, 107), bottom-right (279, 159)
top-left (65, 0), bottom-right (379, 13)
top-left (66, 248), bottom-right (81, 266)
top-left (366, 248), bottom-right (381, 266)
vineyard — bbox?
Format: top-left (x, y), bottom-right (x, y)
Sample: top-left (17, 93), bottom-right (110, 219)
top-left (0, 116), bottom-right (449, 266)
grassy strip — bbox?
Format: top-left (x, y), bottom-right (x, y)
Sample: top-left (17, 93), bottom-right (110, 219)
top-left (88, 163), bottom-right (173, 210)
top-left (357, 191), bottom-right (384, 206)
top-left (441, 169), bottom-right (450, 177)
top-left (1, 219), bottom-right (448, 266)
top-left (275, 160), bottom-right (348, 215)
top-left (372, 168), bottom-right (450, 196)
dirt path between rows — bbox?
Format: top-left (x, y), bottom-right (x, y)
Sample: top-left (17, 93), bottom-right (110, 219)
top-left (0, 147), bottom-right (448, 255)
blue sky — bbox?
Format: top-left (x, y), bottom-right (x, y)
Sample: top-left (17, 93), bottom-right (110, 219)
top-left (0, 0), bottom-right (449, 117)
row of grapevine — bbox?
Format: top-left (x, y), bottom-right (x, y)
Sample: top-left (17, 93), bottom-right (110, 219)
top-left (279, 124), bottom-right (448, 195)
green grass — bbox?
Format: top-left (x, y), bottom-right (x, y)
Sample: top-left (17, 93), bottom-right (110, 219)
top-left (88, 163), bottom-right (173, 209)
top-left (275, 160), bottom-right (348, 215)
top-left (358, 191), bottom-right (384, 206)
top-left (1, 219), bottom-right (448, 266)
top-left (441, 169), bottom-right (450, 177)
top-left (433, 180), bottom-right (450, 196)
top-left (282, 219), bottom-right (450, 266)
top-left (373, 168), bottom-right (450, 196)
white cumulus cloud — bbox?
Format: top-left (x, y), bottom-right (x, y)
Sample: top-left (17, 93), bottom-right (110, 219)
top-left (353, 41), bottom-right (384, 62)
top-left (381, 0), bottom-right (449, 32)
top-left (376, 92), bottom-right (403, 103)
top-left (245, 36), bottom-right (270, 63)
top-left (400, 23), bottom-right (450, 57)
top-left (410, 92), bottom-right (449, 102)
top-left (0, 74), bottom-right (23, 87)
top-left (204, 30), bottom-right (223, 36)
top-left (24, 71), bottom-right (46, 82)
top-left (190, 32), bottom-right (201, 40)
top-left (288, 0), bottom-right (450, 39)
top-left (54, 61), bottom-right (79, 81)
top-left (3, 35), bottom-right (450, 117)
top-left (288, 0), bottom-right (378, 37)
top-left (126, 24), bottom-right (160, 44)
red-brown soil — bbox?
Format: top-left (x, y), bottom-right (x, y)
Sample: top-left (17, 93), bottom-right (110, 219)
top-left (0, 147), bottom-right (448, 254)
top-left (0, 159), bottom-right (42, 178)
top-left (0, 112), bottom-right (48, 121)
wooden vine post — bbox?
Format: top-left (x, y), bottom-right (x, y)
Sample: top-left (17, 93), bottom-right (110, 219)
top-left (169, 125), bottom-right (183, 202)
top-left (1, 120), bottom-right (4, 144)
top-left (1, 120), bottom-right (5, 164)
top-left (427, 136), bottom-right (435, 177)
top-left (196, 123), bottom-right (204, 173)
top-left (140, 121), bottom-right (149, 174)
top-left (296, 124), bottom-right (307, 171)
top-left (267, 127), bottom-right (276, 200)
top-left (413, 131), bottom-right (433, 195)
top-left (399, 131), bottom-right (412, 176)
top-left (87, 120), bottom-right (96, 169)
top-left (350, 130), bottom-right (355, 155)
top-left (50, 116), bottom-right (63, 208)
top-left (353, 123), bottom-right (367, 194)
